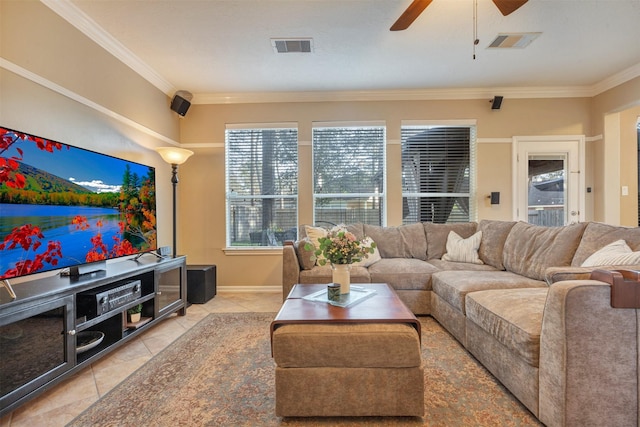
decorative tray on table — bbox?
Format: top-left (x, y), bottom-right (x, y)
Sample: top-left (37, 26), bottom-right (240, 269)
top-left (302, 286), bottom-right (377, 308)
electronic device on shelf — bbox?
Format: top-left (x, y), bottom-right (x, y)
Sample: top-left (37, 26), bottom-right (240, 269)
top-left (77, 280), bottom-right (142, 318)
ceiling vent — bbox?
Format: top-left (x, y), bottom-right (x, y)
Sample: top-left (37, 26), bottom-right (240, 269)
top-left (488, 32), bottom-right (541, 49)
top-left (271, 38), bottom-right (313, 53)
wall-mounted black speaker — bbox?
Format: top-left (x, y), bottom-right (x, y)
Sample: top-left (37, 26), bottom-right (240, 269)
top-left (170, 94), bottom-right (191, 116)
top-left (491, 96), bottom-right (503, 110)
top-left (490, 192), bottom-right (500, 205)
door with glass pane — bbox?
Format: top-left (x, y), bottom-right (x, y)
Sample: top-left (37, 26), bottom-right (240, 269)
top-left (514, 137), bottom-right (584, 226)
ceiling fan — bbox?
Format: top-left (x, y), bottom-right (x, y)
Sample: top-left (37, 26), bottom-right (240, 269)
top-left (390, 0), bottom-right (528, 31)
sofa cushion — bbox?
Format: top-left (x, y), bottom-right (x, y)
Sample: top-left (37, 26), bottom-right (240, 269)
top-left (478, 220), bottom-right (516, 270)
top-left (503, 221), bottom-right (587, 281)
top-left (367, 258), bottom-right (438, 291)
top-left (363, 223), bottom-right (427, 260)
top-left (572, 222), bottom-right (640, 266)
top-left (466, 288), bottom-right (548, 367)
top-left (428, 259), bottom-right (498, 272)
top-left (424, 222), bottom-right (478, 260)
top-left (581, 240), bottom-right (640, 267)
top-left (431, 270), bottom-right (547, 314)
top-left (442, 230), bottom-right (483, 264)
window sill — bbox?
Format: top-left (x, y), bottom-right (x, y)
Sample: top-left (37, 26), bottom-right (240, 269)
top-left (223, 247), bottom-right (283, 256)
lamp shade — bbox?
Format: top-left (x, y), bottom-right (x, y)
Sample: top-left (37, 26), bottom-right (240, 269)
top-left (155, 147), bottom-right (194, 165)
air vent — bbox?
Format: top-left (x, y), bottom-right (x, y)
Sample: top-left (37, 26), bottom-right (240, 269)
top-left (271, 38), bottom-right (313, 53)
top-left (488, 32), bottom-right (541, 49)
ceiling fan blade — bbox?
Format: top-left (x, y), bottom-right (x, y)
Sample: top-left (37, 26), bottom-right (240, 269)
top-left (390, 0), bottom-right (433, 31)
top-left (492, 0), bottom-right (528, 16)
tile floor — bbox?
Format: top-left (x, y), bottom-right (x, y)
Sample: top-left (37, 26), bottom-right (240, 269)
top-left (0, 290), bottom-right (283, 427)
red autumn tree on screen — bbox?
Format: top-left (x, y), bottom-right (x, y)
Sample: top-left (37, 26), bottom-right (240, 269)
top-left (0, 129), bottom-right (66, 279)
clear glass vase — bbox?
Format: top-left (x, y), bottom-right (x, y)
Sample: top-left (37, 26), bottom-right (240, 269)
top-left (331, 263), bottom-right (351, 294)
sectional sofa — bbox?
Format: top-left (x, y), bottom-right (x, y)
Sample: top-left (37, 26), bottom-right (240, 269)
top-left (282, 220), bottom-right (640, 426)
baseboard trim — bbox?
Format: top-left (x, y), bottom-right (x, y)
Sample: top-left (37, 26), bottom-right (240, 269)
top-left (217, 285), bottom-right (281, 293)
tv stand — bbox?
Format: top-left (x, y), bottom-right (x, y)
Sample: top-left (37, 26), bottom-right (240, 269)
top-left (0, 256), bottom-right (187, 417)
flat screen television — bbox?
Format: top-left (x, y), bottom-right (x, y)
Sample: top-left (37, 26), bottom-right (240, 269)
top-left (0, 126), bottom-right (157, 281)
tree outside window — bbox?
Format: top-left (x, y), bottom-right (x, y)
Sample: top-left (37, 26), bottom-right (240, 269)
top-left (312, 124), bottom-right (385, 226)
top-left (226, 126), bottom-right (298, 246)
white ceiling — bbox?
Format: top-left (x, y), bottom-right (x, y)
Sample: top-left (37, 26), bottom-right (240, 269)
top-left (52, 0), bottom-right (640, 103)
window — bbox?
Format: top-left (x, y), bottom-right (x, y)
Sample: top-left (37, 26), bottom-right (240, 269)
top-left (312, 123), bottom-right (385, 226)
top-left (401, 124), bottom-right (476, 224)
top-left (226, 124), bottom-right (298, 247)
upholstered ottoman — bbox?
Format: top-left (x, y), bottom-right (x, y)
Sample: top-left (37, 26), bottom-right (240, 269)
top-left (272, 322), bottom-right (424, 417)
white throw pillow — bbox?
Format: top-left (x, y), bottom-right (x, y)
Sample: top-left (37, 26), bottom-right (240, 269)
top-left (304, 225), bottom-right (328, 265)
top-left (581, 239), bottom-right (640, 267)
top-left (352, 237), bottom-right (382, 267)
top-left (442, 230), bottom-right (484, 264)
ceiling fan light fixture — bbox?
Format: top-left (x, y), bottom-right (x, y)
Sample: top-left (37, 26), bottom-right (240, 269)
top-left (488, 32), bottom-right (541, 49)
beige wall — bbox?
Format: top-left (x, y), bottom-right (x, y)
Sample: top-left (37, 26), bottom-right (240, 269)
top-left (180, 98), bottom-right (594, 286)
top-left (2, 1), bottom-right (639, 288)
top-left (619, 107), bottom-right (640, 226)
top-left (591, 77), bottom-right (640, 224)
top-left (1, 0), bottom-right (179, 139)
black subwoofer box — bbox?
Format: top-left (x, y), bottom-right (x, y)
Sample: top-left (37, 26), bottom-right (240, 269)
top-left (186, 265), bottom-right (216, 304)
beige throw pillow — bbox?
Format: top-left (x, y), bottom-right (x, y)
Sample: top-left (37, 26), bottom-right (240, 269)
top-left (304, 225), bottom-right (328, 265)
top-left (581, 239), bottom-right (640, 267)
top-left (352, 237), bottom-right (382, 267)
top-left (442, 230), bottom-right (484, 264)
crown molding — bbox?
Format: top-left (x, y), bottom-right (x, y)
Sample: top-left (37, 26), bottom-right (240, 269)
top-left (41, 0), bottom-right (175, 96)
top-left (192, 86), bottom-right (597, 105)
top-left (590, 62), bottom-right (640, 96)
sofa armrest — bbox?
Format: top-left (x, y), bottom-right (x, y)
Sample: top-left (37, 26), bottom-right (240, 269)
top-left (282, 240), bottom-right (301, 301)
top-left (545, 264), bottom-right (640, 284)
top-left (544, 266), bottom-right (595, 284)
top-left (539, 280), bottom-right (639, 427)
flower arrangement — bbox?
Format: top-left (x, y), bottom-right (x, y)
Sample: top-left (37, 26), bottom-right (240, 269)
top-left (306, 225), bottom-right (376, 265)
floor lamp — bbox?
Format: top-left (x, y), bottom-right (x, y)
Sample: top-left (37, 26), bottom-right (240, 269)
top-left (155, 147), bottom-right (194, 258)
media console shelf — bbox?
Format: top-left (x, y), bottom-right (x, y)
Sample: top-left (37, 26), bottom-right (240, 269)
top-left (0, 255), bottom-right (187, 416)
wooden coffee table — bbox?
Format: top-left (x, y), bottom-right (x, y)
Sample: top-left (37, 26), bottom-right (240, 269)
top-left (271, 283), bottom-right (420, 340)
top-left (270, 283), bottom-right (424, 417)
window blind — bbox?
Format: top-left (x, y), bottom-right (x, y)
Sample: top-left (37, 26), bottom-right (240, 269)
top-left (312, 125), bottom-right (385, 226)
top-left (225, 126), bottom-right (298, 247)
top-left (401, 126), bottom-right (475, 224)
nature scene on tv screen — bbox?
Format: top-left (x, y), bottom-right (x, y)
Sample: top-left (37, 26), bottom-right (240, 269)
top-left (0, 127), bottom-right (157, 280)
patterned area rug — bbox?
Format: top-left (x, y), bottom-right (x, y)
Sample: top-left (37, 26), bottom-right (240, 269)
top-left (68, 312), bottom-right (541, 426)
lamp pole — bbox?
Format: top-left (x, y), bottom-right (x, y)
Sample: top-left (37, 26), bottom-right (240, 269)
top-left (171, 163), bottom-right (178, 258)
top-left (155, 147), bottom-right (194, 259)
